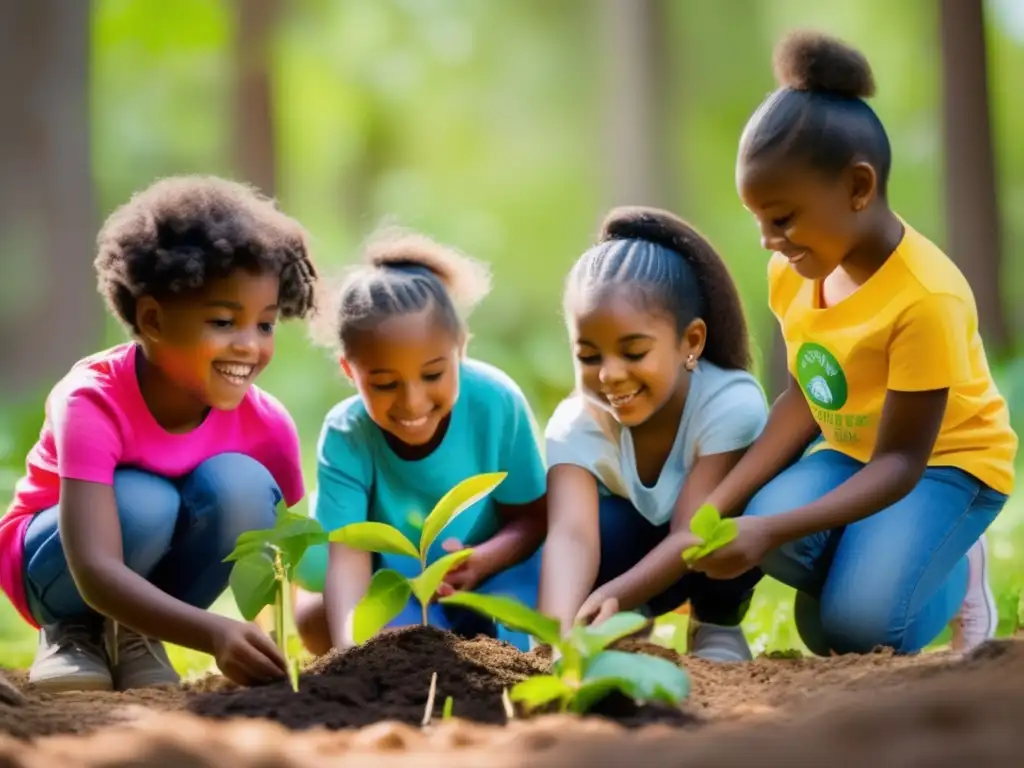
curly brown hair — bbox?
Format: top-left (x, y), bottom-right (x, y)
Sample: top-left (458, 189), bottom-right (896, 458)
top-left (565, 206), bottom-right (752, 371)
top-left (95, 175), bottom-right (318, 332)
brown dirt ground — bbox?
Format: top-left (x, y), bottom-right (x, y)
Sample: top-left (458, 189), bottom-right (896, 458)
top-left (0, 629), bottom-right (1021, 767)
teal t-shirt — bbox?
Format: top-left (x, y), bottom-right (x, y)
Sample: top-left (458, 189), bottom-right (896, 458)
top-left (302, 358), bottom-right (546, 585)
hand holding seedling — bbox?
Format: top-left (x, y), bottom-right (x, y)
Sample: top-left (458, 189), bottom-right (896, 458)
top-left (209, 615), bottom-right (289, 687)
top-left (435, 537), bottom-right (489, 597)
top-left (684, 504), bottom-right (773, 580)
top-left (575, 593), bottom-right (619, 628)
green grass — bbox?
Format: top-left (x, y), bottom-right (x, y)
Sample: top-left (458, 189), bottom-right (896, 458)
top-left (2, 490), bottom-right (1020, 675)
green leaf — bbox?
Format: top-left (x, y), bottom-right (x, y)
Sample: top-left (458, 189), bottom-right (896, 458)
top-left (279, 531), bottom-right (330, 575)
top-left (442, 696), bottom-right (454, 719)
top-left (228, 552), bottom-right (278, 621)
top-left (439, 592), bottom-right (561, 647)
top-left (582, 650), bottom-right (690, 705)
top-left (689, 503), bottom-right (720, 540)
top-left (706, 517), bottom-right (738, 549)
top-left (419, 472), bottom-right (507, 560)
top-left (328, 522), bottom-right (419, 559)
top-left (409, 548), bottom-right (474, 606)
top-left (352, 569), bottom-right (412, 644)
top-left (509, 675), bottom-right (573, 712)
top-left (223, 539), bottom-right (271, 563)
top-left (224, 526), bottom-right (276, 562)
top-left (573, 611), bottom-right (648, 656)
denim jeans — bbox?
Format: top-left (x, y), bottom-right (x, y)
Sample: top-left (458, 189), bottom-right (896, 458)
top-left (596, 495), bottom-right (762, 625)
top-left (295, 541), bottom-right (543, 651)
top-left (743, 447), bottom-right (1007, 655)
top-left (22, 452), bottom-right (282, 626)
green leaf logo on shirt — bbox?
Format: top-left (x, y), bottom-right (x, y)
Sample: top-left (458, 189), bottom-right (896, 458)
top-left (796, 342), bottom-right (848, 411)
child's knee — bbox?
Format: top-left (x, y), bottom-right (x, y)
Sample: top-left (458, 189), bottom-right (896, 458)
top-left (294, 588), bottom-right (332, 656)
top-left (818, 594), bottom-right (904, 654)
top-left (183, 453), bottom-right (281, 532)
top-left (112, 468), bottom-right (180, 570)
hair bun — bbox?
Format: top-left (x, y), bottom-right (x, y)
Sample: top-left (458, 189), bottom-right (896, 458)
top-left (773, 29), bottom-right (876, 99)
top-left (599, 206), bottom-right (705, 259)
top-left (362, 224), bottom-right (491, 311)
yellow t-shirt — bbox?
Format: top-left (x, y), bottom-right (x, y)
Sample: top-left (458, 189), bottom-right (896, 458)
top-left (767, 221), bottom-right (1017, 495)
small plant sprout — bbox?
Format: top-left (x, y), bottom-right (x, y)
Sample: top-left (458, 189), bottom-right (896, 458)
top-left (681, 503), bottom-right (738, 565)
top-left (225, 500), bottom-right (330, 691)
top-left (443, 695), bottom-right (455, 720)
top-left (439, 593), bottom-right (690, 715)
top-left (329, 472), bottom-right (507, 643)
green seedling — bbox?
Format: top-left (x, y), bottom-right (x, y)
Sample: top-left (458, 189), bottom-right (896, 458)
top-left (443, 695), bottom-right (454, 720)
top-left (439, 592), bottom-right (690, 715)
top-left (681, 503), bottom-right (738, 565)
top-left (224, 500), bottom-right (329, 691)
top-left (330, 472), bottom-right (507, 643)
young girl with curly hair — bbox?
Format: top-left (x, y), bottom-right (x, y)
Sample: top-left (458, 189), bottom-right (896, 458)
top-left (0, 175), bottom-right (318, 691)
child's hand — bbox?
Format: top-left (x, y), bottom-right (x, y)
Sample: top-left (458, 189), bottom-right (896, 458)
top-left (688, 516), bottom-right (775, 580)
top-left (210, 617), bottom-right (288, 687)
top-left (435, 538), bottom-right (489, 597)
top-left (575, 592), bottom-right (619, 628)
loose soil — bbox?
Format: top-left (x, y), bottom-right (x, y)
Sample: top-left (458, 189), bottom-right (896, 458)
top-left (0, 629), bottom-right (1021, 767)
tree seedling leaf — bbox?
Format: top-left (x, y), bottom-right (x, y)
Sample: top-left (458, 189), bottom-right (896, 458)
top-left (509, 674), bottom-right (573, 712)
top-left (229, 552), bottom-right (277, 621)
top-left (439, 591), bottom-right (562, 647)
top-left (682, 503), bottom-right (738, 564)
top-left (442, 695), bottom-right (454, 720)
top-left (571, 611), bottom-right (649, 656)
top-left (329, 522), bottom-right (420, 559)
top-left (571, 676), bottom-right (628, 714)
top-left (353, 569), bottom-right (412, 644)
top-left (583, 650), bottom-right (690, 705)
top-left (419, 472), bottom-right (507, 560)
top-left (409, 548), bottom-right (474, 606)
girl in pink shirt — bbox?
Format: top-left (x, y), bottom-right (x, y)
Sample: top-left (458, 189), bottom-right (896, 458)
top-left (0, 176), bottom-right (317, 692)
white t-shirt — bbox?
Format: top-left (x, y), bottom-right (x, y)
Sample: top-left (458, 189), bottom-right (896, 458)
top-left (544, 361), bottom-right (768, 526)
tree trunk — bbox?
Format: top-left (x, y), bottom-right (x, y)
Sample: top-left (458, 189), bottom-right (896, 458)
top-left (234, 0), bottom-right (280, 198)
top-left (0, 0), bottom-right (97, 399)
top-left (599, 0), bottom-right (672, 210)
top-left (938, 0), bottom-right (1009, 352)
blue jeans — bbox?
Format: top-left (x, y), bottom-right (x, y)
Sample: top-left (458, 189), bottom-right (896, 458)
top-left (295, 541), bottom-right (543, 651)
top-left (597, 495), bottom-right (762, 624)
top-left (22, 453), bottom-right (282, 626)
top-left (744, 448), bottom-right (1007, 655)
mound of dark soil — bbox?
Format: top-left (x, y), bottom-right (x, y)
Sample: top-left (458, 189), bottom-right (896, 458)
top-left (187, 625), bottom-right (695, 730)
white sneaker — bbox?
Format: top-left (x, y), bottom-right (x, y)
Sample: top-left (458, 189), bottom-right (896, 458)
top-left (950, 537), bottom-right (998, 653)
top-left (28, 619), bottom-right (113, 692)
top-left (108, 621), bottom-right (180, 690)
top-left (687, 618), bottom-right (753, 662)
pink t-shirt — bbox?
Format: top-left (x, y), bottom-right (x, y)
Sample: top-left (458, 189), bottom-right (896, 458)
top-left (0, 342), bottom-right (305, 628)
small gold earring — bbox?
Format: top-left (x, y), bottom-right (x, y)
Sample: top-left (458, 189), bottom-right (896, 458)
top-left (685, 354), bottom-right (697, 372)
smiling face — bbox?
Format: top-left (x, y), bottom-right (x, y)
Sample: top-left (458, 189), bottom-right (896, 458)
top-left (570, 287), bottom-right (703, 428)
top-left (137, 268), bottom-right (280, 416)
top-left (343, 310), bottom-right (462, 447)
top-left (737, 156), bottom-right (877, 281)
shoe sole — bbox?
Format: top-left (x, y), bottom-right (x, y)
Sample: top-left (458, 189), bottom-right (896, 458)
top-left (27, 676), bottom-right (114, 693)
top-left (974, 535), bottom-right (999, 640)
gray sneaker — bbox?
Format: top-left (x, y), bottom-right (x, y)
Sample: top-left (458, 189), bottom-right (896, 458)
top-left (28, 620), bottom-right (113, 692)
top-left (687, 619), bottom-right (753, 662)
top-left (108, 622), bottom-right (180, 690)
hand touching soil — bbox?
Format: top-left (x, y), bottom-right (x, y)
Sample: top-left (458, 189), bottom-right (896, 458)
top-left (210, 617), bottom-right (288, 686)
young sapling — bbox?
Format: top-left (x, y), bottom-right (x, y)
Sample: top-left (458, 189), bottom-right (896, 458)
top-left (329, 472), bottom-right (507, 643)
top-left (439, 593), bottom-right (690, 714)
top-left (224, 500), bottom-right (330, 691)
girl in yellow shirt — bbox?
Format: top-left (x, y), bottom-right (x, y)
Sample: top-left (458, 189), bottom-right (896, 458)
top-left (690, 30), bottom-right (1017, 656)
